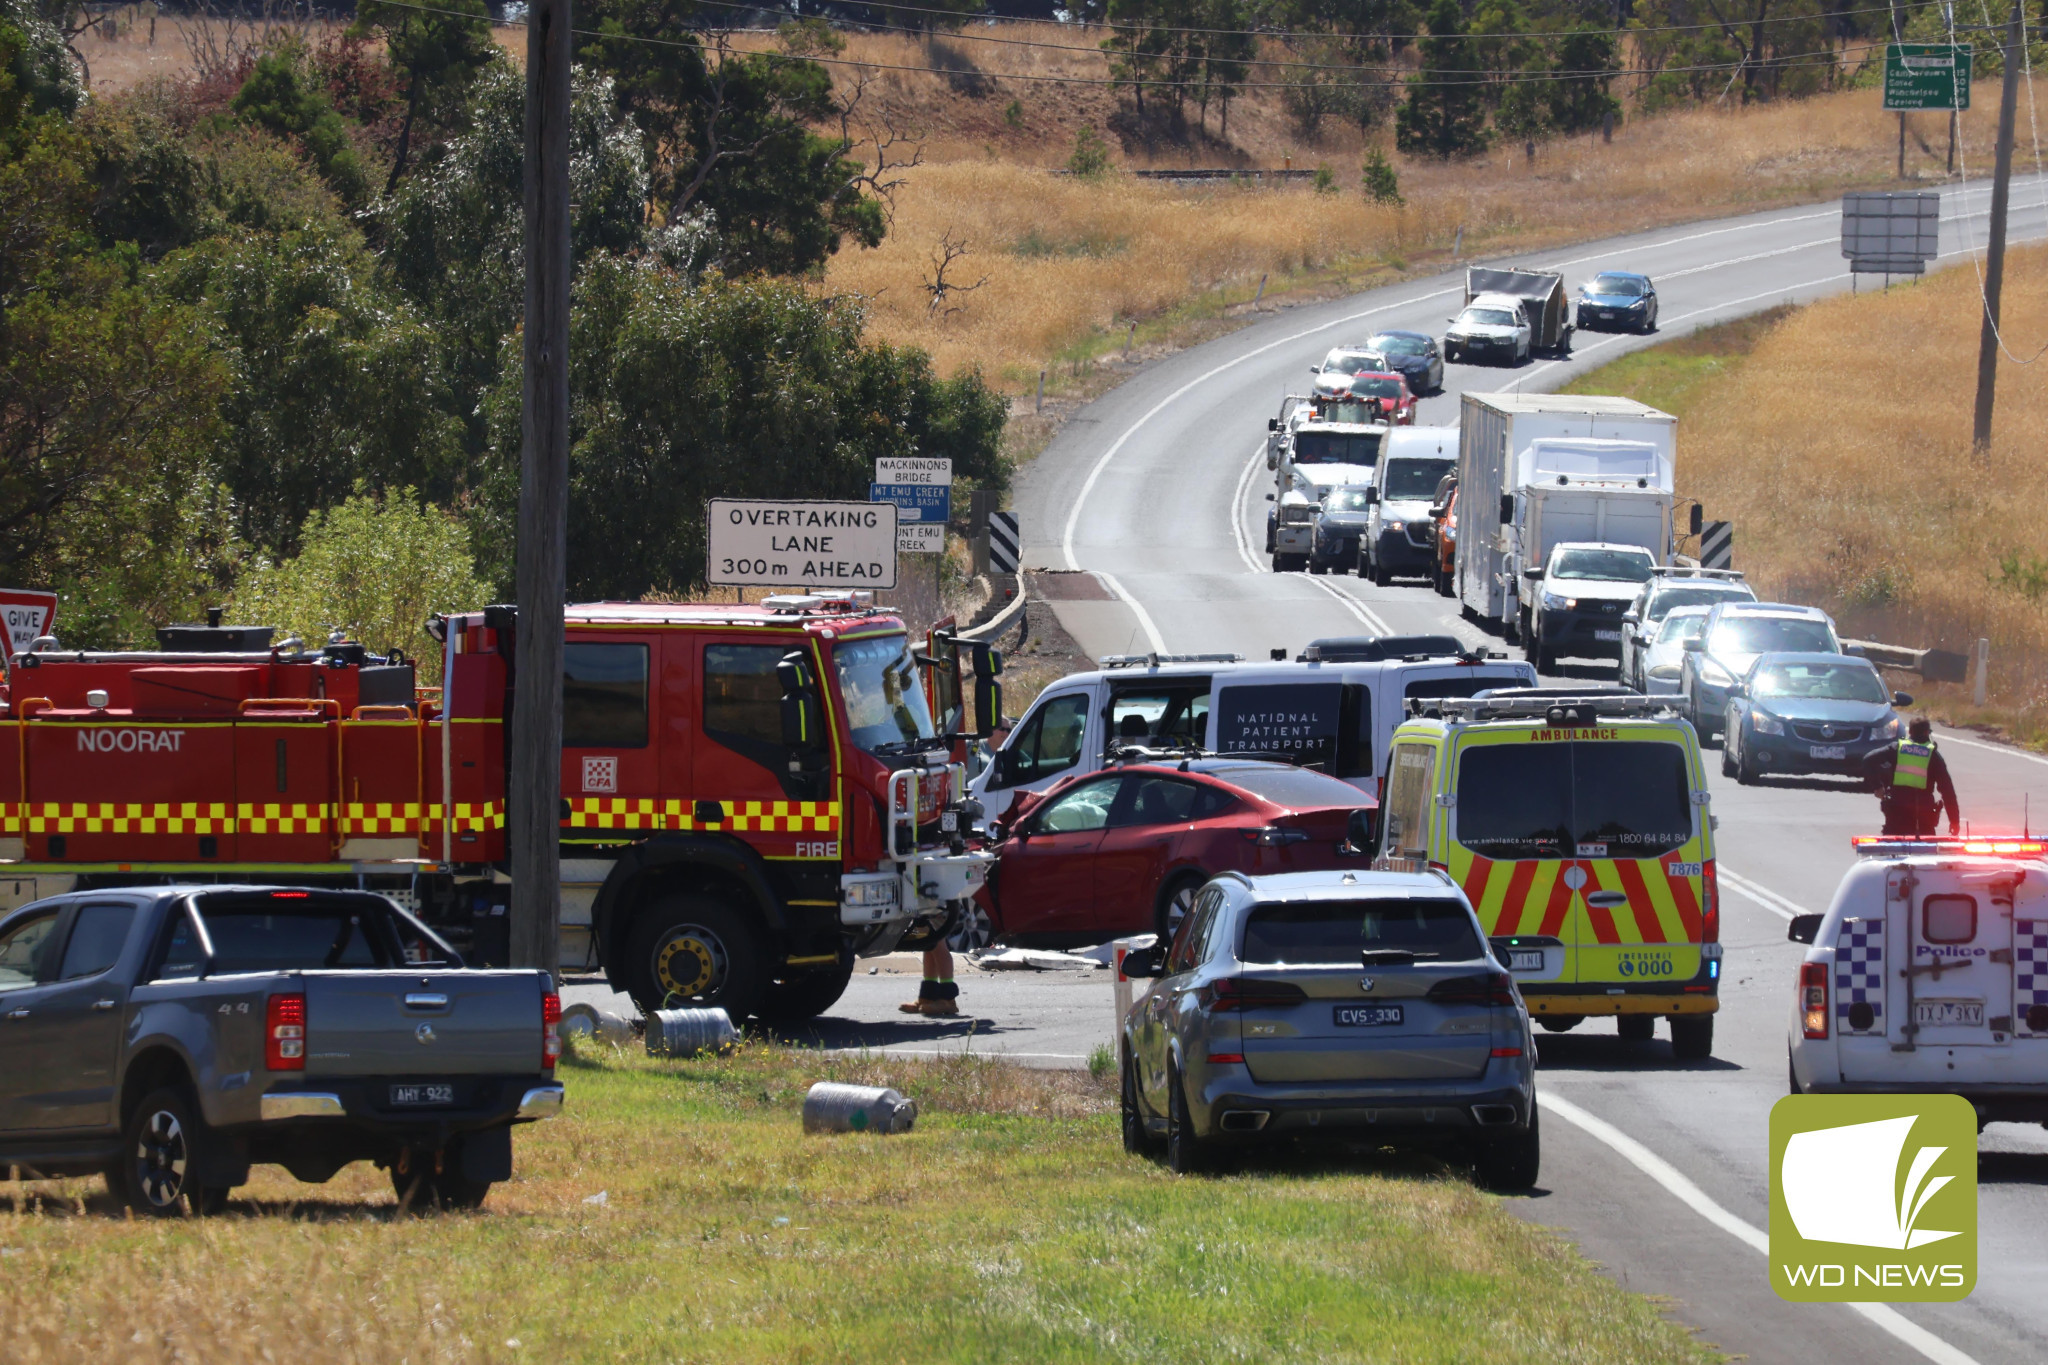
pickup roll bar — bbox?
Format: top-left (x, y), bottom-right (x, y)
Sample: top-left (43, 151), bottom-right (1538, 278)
top-left (1100, 653), bottom-right (1244, 669)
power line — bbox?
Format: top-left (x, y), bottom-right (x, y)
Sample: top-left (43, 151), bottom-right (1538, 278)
top-left (712, 0), bottom-right (1914, 45)
top-left (385, 2), bottom-right (1890, 90)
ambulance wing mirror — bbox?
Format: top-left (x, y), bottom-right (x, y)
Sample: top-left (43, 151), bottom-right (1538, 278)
top-left (1787, 914), bottom-right (1822, 945)
top-left (777, 652), bottom-right (825, 753)
top-left (968, 642), bottom-right (1005, 740)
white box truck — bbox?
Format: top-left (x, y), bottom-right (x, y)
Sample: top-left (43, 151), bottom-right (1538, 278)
top-left (1454, 393), bottom-right (1678, 636)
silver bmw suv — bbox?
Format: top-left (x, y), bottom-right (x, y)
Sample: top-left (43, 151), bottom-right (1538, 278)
top-left (1120, 868), bottom-right (1539, 1187)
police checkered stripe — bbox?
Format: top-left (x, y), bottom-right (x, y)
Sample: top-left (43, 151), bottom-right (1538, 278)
top-left (2016, 919), bottom-right (2048, 1036)
top-left (563, 797), bottom-right (840, 834)
top-left (24, 802), bottom-right (233, 834)
top-left (1834, 917), bottom-right (1885, 1032)
top-left (236, 803), bottom-right (327, 835)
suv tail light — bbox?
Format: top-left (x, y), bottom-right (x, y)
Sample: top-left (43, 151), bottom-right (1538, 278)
top-left (542, 992), bottom-right (563, 1071)
top-left (1196, 977), bottom-right (1308, 1011)
top-left (266, 992), bottom-right (306, 1071)
top-left (1428, 971), bottom-right (1519, 1007)
top-left (1702, 862), bottom-right (1720, 942)
top-left (1800, 963), bottom-right (1828, 1039)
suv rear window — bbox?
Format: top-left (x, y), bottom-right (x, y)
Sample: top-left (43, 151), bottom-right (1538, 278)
top-left (1456, 740), bottom-right (1694, 859)
top-left (1241, 898), bottom-right (1482, 964)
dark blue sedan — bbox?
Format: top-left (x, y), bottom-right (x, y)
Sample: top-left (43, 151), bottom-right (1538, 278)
top-left (1363, 330), bottom-right (1444, 396)
top-left (1576, 272), bottom-right (1659, 334)
top-left (1721, 652), bottom-right (1912, 784)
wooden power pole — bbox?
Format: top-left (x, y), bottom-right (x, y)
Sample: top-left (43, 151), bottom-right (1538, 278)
top-left (1970, 0), bottom-right (2023, 456)
top-left (511, 0), bottom-right (572, 974)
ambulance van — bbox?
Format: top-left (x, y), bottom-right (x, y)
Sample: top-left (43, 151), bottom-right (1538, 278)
top-left (1377, 689), bottom-right (1722, 1059)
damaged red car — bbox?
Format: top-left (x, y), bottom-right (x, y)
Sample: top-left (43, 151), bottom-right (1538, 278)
top-left (977, 759), bottom-right (1378, 949)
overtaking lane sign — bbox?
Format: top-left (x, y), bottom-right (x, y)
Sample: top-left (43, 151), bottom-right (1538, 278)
top-left (706, 499), bottom-right (898, 589)
top-left (1884, 44), bottom-right (1971, 111)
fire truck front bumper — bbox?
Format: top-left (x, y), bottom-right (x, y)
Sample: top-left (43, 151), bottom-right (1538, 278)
top-left (840, 852), bottom-right (991, 927)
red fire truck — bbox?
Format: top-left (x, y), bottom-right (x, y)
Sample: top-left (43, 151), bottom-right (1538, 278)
top-left (0, 595), bottom-right (1000, 1021)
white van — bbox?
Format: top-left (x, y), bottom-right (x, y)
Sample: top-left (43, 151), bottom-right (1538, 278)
top-left (1788, 836), bottom-right (2048, 1123)
top-left (969, 646), bottom-right (1537, 819)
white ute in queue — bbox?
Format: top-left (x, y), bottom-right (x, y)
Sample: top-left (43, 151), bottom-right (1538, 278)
top-left (1788, 835), bottom-right (2048, 1127)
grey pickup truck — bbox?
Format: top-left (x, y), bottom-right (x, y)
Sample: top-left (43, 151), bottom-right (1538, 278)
top-left (0, 885), bottom-right (564, 1214)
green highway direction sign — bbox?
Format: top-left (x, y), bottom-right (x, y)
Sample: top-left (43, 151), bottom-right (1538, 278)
top-left (1884, 43), bottom-right (1972, 111)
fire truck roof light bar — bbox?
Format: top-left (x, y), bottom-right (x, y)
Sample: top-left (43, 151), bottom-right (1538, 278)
top-left (760, 593), bottom-right (875, 614)
top-left (1851, 837), bottom-right (2048, 858)
top-left (1101, 653), bottom-right (1245, 669)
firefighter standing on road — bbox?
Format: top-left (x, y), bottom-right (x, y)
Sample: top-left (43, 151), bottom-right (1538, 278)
top-left (1868, 718), bottom-right (1961, 837)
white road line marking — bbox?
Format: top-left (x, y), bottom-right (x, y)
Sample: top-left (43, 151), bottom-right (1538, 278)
top-left (1302, 572), bottom-right (1392, 635)
top-left (1715, 867), bottom-right (1814, 922)
top-left (1092, 570), bottom-right (1168, 654)
top-left (1538, 1092), bottom-right (1984, 1365)
top-left (1934, 730), bottom-right (2048, 770)
top-left (1231, 440), bottom-right (1269, 575)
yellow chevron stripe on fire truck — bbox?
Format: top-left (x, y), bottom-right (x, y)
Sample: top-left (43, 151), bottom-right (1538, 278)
top-left (23, 802), bottom-right (234, 834)
top-left (561, 797), bottom-right (840, 834)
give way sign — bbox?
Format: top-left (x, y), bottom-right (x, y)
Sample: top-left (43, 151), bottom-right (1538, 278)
top-left (0, 589), bottom-right (58, 657)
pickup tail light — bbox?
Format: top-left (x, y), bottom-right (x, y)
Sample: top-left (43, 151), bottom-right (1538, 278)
top-left (542, 992), bottom-right (563, 1071)
top-left (1702, 861), bottom-right (1720, 942)
top-left (1197, 977), bottom-right (1308, 1011)
top-left (1428, 971), bottom-right (1519, 1007)
top-left (266, 992), bottom-right (306, 1071)
top-left (1800, 963), bottom-right (1829, 1039)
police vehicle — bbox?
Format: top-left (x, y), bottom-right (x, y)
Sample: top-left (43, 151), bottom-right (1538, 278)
top-left (1788, 836), bottom-right (2048, 1124)
top-left (1377, 689), bottom-right (1721, 1059)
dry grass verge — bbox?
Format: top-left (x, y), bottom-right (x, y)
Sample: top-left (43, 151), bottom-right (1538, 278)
top-left (1564, 245), bottom-right (2048, 744)
top-left (1, 1043), bottom-right (1716, 1364)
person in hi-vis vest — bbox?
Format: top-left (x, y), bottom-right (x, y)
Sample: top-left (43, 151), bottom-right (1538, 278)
top-left (1867, 717), bottom-right (1960, 837)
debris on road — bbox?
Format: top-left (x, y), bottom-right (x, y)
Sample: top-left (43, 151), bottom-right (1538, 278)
top-left (973, 947), bottom-right (1107, 971)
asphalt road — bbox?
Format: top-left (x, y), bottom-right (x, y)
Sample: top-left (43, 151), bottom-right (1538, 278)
top-left (572, 178), bottom-right (2048, 1362)
top-left (997, 177), bottom-right (2048, 1365)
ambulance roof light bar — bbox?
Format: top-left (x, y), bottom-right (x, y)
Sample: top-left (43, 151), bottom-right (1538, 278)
top-left (1430, 689), bottom-right (1675, 722)
top-left (1851, 836), bottom-right (2048, 858)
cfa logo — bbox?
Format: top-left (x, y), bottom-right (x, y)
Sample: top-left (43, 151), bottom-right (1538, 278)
top-left (581, 756), bottom-right (618, 794)
top-left (1769, 1094), bottom-right (1976, 1302)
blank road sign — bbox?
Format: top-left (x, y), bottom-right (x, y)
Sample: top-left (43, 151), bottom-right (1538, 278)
top-left (1842, 192), bottom-right (1939, 275)
top-left (988, 512), bottom-right (1020, 573)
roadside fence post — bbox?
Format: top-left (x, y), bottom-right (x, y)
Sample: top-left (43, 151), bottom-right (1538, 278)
top-left (1973, 638), bottom-right (1990, 706)
top-left (1036, 369), bottom-right (1045, 414)
top-left (1112, 938), bottom-right (1134, 1044)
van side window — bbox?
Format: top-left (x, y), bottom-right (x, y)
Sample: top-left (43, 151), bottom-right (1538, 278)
top-left (1107, 685), bottom-right (1208, 749)
top-left (1923, 895), bottom-right (1976, 944)
top-left (1383, 743), bottom-right (1437, 862)
top-left (1003, 693), bottom-right (1090, 785)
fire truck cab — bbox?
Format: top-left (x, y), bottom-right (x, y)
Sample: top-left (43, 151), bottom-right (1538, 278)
top-left (0, 595), bottom-right (999, 1022)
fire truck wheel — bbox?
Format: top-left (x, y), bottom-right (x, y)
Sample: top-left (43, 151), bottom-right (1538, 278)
top-left (758, 957), bottom-right (856, 1022)
top-left (624, 895), bottom-right (766, 1020)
